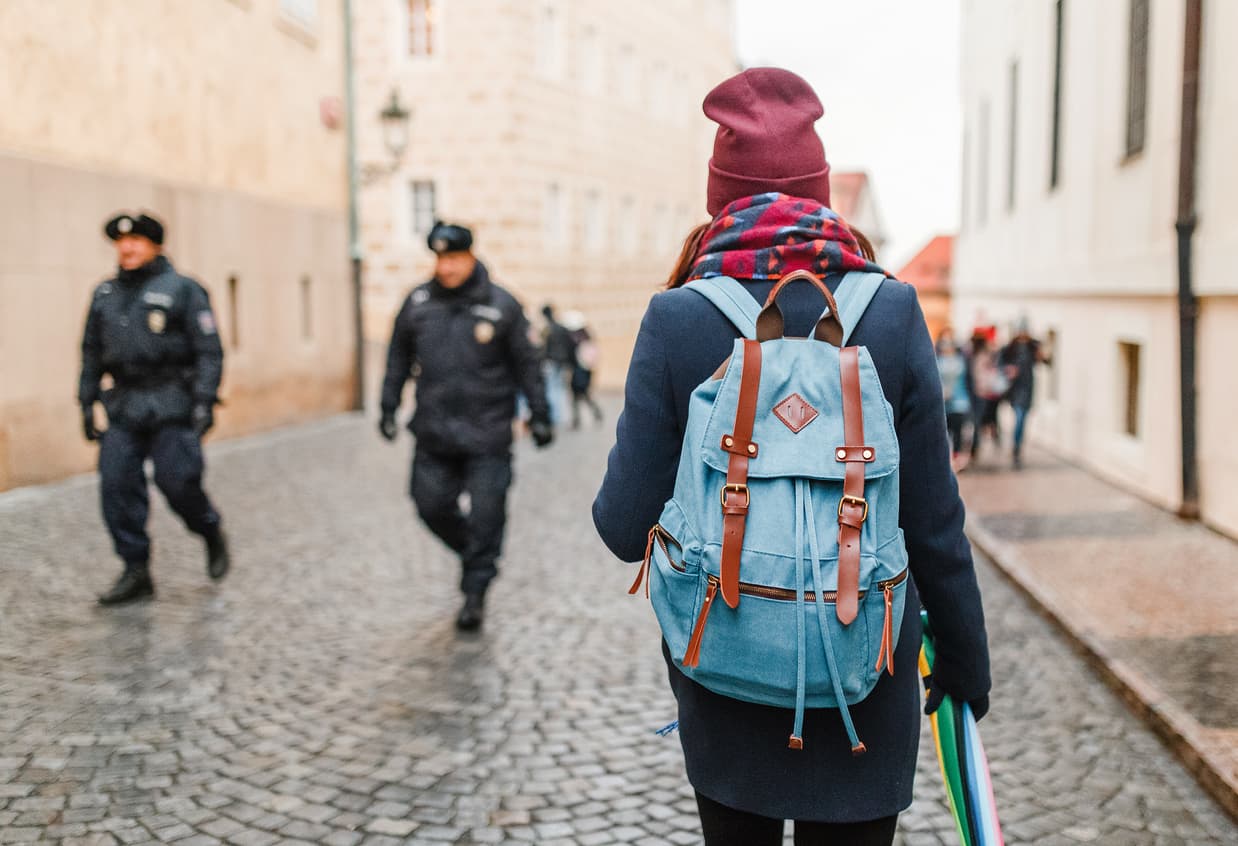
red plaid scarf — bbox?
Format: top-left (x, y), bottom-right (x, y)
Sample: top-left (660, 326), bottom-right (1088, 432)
top-left (687, 193), bottom-right (887, 281)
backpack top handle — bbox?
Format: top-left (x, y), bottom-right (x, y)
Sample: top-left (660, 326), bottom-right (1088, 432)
top-left (755, 269), bottom-right (845, 345)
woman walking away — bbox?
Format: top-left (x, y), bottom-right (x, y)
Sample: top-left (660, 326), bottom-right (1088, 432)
top-left (936, 328), bottom-right (972, 472)
top-left (562, 310), bottom-right (604, 429)
top-left (967, 329), bottom-right (1006, 462)
top-left (593, 67), bottom-right (991, 846)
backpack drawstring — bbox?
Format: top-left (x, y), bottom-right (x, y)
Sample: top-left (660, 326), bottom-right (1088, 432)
top-left (789, 481), bottom-right (808, 749)
top-left (805, 480), bottom-right (866, 755)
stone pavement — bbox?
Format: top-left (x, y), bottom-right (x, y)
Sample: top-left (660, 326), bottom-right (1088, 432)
top-left (959, 445), bottom-right (1238, 822)
top-left (0, 413), bottom-right (1234, 845)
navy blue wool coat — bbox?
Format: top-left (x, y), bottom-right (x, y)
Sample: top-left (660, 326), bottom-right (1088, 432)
top-left (593, 275), bottom-right (991, 823)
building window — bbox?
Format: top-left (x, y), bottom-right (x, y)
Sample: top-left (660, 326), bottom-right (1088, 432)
top-left (618, 195), bottom-right (637, 255)
top-left (1050, 0), bottom-right (1065, 189)
top-left (583, 189), bottom-right (605, 251)
top-left (410, 180), bottom-right (436, 237)
top-left (580, 25), bottom-right (603, 93)
top-left (544, 183), bottom-right (565, 247)
top-left (960, 124), bottom-right (970, 232)
top-left (536, 3), bottom-right (564, 79)
top-left (1119, 340), bottom-right (1141, 437)
top-left (1007, 60), bottom-right (1019, 212)
top-left (978, 99), bottom-right (990, 225)
top-left (227, 275), bottom-right (241, 350)
top-left (650, 62), bottom-right (668, 118)
top-left (1125, 0), bottom-right (1150, 158)
top-left (408, 0), bottom-right (436, 57)
top-left (652, 203), bottom-right (670, 252)
top-left (299, 276), bottom-right (313, 341)
top-left (617, 44), bottom-right (638, 103)
top-left (280, 0), bottom-right (317, 26)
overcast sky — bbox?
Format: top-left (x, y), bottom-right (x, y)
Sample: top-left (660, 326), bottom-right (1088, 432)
top-left (734, 0), bottom-right (962, 268)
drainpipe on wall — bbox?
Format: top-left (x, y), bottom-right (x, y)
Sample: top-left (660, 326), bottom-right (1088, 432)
top-left (1175, 0), bottom-right (1203, 520)
top-left (343, 0), bottom-right (365, 412)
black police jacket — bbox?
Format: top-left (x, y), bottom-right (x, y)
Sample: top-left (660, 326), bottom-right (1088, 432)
top-left (380, 262), bottom-right (549, 455)
top-left (79, 256), bottom-right (224, 430)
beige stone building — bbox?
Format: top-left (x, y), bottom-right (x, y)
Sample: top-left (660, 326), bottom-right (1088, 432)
top-left (352, 0), bottom-right (738, 395)
top-left (955, 0), bottom-right (1238, 536)
top-left (0, 0), bottom-right (354, 491)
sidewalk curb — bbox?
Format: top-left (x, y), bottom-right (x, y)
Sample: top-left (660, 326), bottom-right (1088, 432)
top-left (966, 518), bottom-right (1238, 823)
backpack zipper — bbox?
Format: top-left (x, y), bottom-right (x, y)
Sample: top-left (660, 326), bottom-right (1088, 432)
top-left (680, 570), bottom-right (908, 669)
top-left (727, 567), bottom-right (907, 602)
top-left (630, 524), bottom-right (686, 596)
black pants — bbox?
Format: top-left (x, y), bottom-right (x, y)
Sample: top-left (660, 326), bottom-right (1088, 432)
top-left (696, 792), bottom-right (897, 846)
top-left (98, 425), bottom-right (220, 568)
top-left (410, 448), bottom-right (512, 595)
top-left (946, 411), bottom-right (969, 455)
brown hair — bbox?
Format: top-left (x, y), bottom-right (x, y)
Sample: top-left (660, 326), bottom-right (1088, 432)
top-left (665, 222), bottom-right (712, 289)
top-left (664, 219), bottom-right (877, 290)
top-left (850, 224), bottom-right (877, 261)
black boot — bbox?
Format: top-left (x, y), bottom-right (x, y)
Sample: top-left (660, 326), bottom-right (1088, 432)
top-left (455, 592), bottom-right (486, 631)
top-left (98, 567), bottom-right (154, 606)
top-left (205, 526), bottom-right (230, 581)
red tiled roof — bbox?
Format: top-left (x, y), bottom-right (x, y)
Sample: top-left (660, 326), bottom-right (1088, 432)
top-left (896, 235), bottom-right (954, 295)
top-left (829, 171), bottom-right (868, 219)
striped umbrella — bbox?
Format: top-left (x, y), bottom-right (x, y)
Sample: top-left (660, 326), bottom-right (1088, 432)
top-left (920, 611), bottom-right (1004, 846)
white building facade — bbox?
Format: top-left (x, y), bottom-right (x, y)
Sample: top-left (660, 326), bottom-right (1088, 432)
top-left (351, 0), bottom-right (738, 394)
top-left (954, 0), bottom-right (1238, 537)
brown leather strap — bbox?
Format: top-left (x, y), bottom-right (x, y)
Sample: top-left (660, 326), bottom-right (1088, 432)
top-left (719, 339), bottom-right (761, 609)
top-left (756, 270), bottom-right (845, 344)
top-left (836, 346), bottom-right (865, 625)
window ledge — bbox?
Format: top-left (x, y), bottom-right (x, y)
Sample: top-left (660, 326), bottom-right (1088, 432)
top-left (1120, 148), bottom-right (1145, 167)
top-left (275, 13), bottom-right (319, 49)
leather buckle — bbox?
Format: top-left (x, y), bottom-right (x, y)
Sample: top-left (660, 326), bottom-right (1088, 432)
top-left (838, 495), bottom-right (868, 522)
top-left (720, 483), bottom-right (750, 509)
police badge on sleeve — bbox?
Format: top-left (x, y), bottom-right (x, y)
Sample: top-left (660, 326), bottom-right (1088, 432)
top-left (197, 311), bottom-right (218, 335)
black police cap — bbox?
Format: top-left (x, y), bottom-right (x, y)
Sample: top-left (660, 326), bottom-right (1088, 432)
top-left (105, 212), bottom-right (165, 245)
top-left (427, 220), bottom-right (473, 254)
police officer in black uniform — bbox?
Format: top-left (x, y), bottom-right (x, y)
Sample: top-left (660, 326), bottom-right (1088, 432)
top-left (379, 221), bottom-right (553, 630)
top-left (79, 212), bottom-right (230, 606)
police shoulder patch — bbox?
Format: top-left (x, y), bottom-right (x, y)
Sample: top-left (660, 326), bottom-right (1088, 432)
top-left (412, 288), bottom-right (431, 306)
top-left (197, 311), bottom-right (217, 335)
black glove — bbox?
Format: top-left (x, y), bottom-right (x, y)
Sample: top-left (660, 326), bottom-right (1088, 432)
top-left (924, 676), bottom-right (989, 722)
top-left (378, 413), bottom-right (398, 442)
top-left (81, 405), bottom-right (100, 442)
top-left (529, 419), bottom-right (554, 449)
top-left (191, 404), bottom-right (214, 437)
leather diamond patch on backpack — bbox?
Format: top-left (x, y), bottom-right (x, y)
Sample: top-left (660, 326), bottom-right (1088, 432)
top-left (773, 393), bottom-right (819, 433)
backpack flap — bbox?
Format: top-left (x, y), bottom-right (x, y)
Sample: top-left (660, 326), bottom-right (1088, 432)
top-left (699, 338), bottom-right (898, 482)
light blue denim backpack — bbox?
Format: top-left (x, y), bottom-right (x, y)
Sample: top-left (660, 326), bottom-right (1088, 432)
top-left (628, 270), bottom-right (909, 754)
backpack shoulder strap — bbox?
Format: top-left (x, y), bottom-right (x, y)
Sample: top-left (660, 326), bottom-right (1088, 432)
top-left (684, 277), bottom-right (760, 340)
top-left (833, 271), bottom-right (886, 345)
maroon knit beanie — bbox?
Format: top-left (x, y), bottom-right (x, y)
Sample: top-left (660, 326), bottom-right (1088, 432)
top-left (703, 67), bottom-right (831, 216)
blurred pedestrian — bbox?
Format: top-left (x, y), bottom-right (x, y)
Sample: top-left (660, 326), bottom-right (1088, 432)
top-left (540, 304), bottom-right (575, 426)
top-left (935, 328), bottom-right (972, 471)
top-left (79, 211), bottom-right (229, 606)
top-left (560, 310), bottom-right (604, 429)
top-left (999, 317), bottom-right (1050, 469)
top-left (967, 328), bottom-right (1005, 462)
top-left (593, 67), bottom-right (990, 846)
top-left (379, 221), bottom-right (553, 630)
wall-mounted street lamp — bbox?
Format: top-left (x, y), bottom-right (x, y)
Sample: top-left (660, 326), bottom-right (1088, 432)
top-left (359, 89), bottom-right (412, 185)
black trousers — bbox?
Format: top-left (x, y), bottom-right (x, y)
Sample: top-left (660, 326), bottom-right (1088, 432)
top-left (696, 792), bottom-right (898, 846)
top-left (98, 425), bottom-right (220, 568)
top-left (410, 448), bottom-right (512, 595)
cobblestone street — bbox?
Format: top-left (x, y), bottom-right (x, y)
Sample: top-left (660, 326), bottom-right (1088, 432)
top-left (1, 414), bottom-right (1235, 845)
